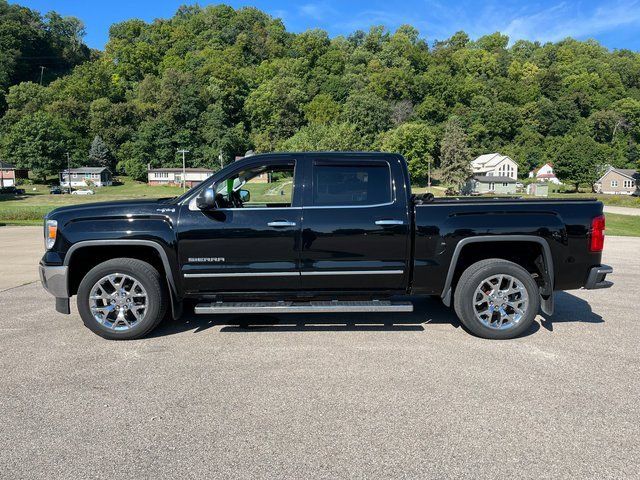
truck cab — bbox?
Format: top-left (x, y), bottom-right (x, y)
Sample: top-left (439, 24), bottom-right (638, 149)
top-left (179, 153), bottom-right (411, 295)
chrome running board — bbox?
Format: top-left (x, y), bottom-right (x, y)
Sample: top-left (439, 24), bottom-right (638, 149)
top-left (194, 300), bottom-right (414, 315)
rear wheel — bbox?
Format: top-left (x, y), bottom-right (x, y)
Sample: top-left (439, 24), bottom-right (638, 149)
top-left (77, 258), bottom-right (167, 340)
top-left (453, 259), bottom-right (540, 339)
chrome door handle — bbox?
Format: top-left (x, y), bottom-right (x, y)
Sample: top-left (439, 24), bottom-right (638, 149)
top-left (267, 221), bottom-right (297, 227)
top-left (375, 220), bottom-right (404, 226)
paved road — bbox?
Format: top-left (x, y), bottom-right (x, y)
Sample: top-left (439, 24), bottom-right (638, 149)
top-left (603, 205), bottom-right (640, 216)
top-left (0, 226), bottom-right (42, 291)
top-left (0, 229), bottom-right (639, 479)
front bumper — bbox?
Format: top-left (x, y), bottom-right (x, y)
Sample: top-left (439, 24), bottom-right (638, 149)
top-left (584, 264), bottom-right (613, 289)
top-left (39, 262), bottom-right (70, 314)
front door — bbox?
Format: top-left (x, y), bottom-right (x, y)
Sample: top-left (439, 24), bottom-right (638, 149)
top-left (177, 158), bottom-right (303, 293)
top-left (299, 156), bottom-right (411, 292)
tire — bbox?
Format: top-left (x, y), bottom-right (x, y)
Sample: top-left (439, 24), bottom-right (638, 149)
top-left (77, 258), bottom-right (167, 340)
top-left (453, 258), bottom-right (540, 340)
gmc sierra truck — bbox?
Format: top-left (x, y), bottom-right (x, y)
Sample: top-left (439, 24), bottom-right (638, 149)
top-left (39, 152), bottom-right (613, 340)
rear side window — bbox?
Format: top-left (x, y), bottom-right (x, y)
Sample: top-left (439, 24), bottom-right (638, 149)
top-left (312, 163), bottom-right (392, 206)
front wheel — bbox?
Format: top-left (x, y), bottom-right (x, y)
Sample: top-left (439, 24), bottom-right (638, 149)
top-left (453, 259), bottom-right (540, 339)
top-left (77, 258), bottom-right (167, 340)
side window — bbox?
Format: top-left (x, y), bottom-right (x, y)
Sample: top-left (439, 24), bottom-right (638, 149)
top-left (313, 162), bottom-right (392, 206)
top-left (216, 163), bottom-right (295, 208)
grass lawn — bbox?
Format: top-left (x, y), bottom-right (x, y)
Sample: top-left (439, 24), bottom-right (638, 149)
top-left (604, 213), bottom-right (640, 237)
top-left (2, 178), bottom-right (640, 236)
top-left (546, 192), bottom-right (640, 208)
top-left (0, 177), bottom-right (183, 225)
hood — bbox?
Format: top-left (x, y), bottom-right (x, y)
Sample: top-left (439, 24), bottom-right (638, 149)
top-left (46, 197), bottom-right (177, 221)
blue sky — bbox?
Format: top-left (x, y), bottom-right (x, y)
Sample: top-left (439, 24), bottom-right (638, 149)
top-left (12, 0), bottom-right (640, 51)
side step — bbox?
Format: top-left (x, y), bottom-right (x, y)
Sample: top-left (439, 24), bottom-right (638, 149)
top-left (194, 300), bottom-right (414, 315)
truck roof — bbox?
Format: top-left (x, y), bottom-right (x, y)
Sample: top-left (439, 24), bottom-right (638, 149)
top-left (241, 151), bottom-right (396, 160)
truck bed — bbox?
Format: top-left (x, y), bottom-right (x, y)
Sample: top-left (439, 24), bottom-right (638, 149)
top-left (411, 197), bottom-right (604, 296)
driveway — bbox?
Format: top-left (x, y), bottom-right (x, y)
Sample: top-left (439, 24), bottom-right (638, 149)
top-left (0, 228), bottom-right (638, 479)
top-left (0, 226), bottom-right (42, 291)
top-left (603, 205), bottom-right (640, 216)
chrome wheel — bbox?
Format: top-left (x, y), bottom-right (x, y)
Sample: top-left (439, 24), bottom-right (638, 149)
top-left (89, 273), bottom-right (148, 331)
top-left (473, 274), bottom-right (529, 330)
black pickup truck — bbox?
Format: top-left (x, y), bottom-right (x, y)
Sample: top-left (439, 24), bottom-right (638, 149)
top-left (39, 152), bottom-right (612, 340)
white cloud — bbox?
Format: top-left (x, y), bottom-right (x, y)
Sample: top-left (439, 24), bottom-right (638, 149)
top-left (501, 0), bottom-right (640, 43)
top-left (298, 2), bottom-right (337, 21)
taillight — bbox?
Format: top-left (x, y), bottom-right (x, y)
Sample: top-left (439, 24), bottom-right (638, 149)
top-left (590, 215), bottom-right (605, 252)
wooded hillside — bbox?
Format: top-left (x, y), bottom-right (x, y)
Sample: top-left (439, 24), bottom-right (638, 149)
top-left (1, 1), bottom-right (640, 185)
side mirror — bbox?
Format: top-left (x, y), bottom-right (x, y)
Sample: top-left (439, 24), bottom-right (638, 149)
top-left (196, 187), bottom-right (216, 210)
top-left (239, 188), bottom-right (250, 202)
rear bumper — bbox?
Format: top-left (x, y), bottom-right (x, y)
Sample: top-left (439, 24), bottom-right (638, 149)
top-left (584, 264), bottom-right (613, 289)
top-left (39, 262), bottom-right (70, 314)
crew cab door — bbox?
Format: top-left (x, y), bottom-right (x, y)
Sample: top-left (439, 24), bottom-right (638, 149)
top-left (299, 155), bottom-right (411, 291)
top-left (177, 158), bottom-right (303, 293)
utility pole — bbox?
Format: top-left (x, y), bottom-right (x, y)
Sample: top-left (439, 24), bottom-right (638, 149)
top-left (177, 149), bottom-right (189, 192)
top-left (218, 150), bottom-right (224, 169)
top-left (65, 152), bottom-right (72, 193)
top-left (427, 158), bottom-right (432, 189)
top-left (39, 66), bottom-right (45, 86)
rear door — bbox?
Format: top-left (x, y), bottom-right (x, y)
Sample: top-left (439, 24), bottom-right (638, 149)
top-left (299, 155), bottom-right (411, 291)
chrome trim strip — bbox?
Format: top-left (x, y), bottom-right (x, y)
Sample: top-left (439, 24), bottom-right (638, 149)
top-left (188, 197), bottom-right (302, 211)
top-left (301, 270), bottom-right (404, 276)
top-left (375, 219), bottom-right (405, 225)
top-left (184, 271), bottom-right (300, 278)
top-left (304, 201), bottom-right (394, 209)
top-left (184, 269), bottom-right (404, 278)
top-left (267, 221), bottom-right (297, 227)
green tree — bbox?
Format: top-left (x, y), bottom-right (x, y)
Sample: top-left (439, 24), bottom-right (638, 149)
top-left (379, 122), bottom-right (436, 183)
top-left (1, 3), bottom-right (640, 186)
top-left (440, 117), bottom-right (471, 189)
top-left (88, 135), bottom-right (111, 167)
top-left (0, 111), bottom-right (72, 180)
top-left (304, 94), bottom-right (340, 125)
top-left (553, 135), bottom-right (611, 191)
top-left (281, 122), bottom-right (362, 151)
top-left (341, 91), bottom-right (391, 144)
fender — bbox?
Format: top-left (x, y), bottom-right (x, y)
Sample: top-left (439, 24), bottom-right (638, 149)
top-left (440, 235), bottom-right (555, 315)
top-left (64, 239), bottom-right (182, 319)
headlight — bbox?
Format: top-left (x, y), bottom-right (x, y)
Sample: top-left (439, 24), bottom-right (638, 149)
top-left (45, 219), bottom-right (58, 250)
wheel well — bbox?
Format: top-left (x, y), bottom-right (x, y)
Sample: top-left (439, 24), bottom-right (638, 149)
top-left (67, 245), bottom-right (168, 296)
top-left (450, 241), bottom-right (548, 293)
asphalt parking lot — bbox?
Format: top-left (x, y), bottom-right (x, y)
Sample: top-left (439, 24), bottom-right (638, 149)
top-left (1, 227), bottom-right (639, 479)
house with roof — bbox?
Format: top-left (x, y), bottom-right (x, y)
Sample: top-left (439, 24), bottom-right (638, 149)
top-left (0, 161), bottom-right (28, 187)
top-left (471, 153), bottom-right (518, 179)
top-left (528, 163), bottom-right (561, 184)
top-left (148, 167), bottom-right (214, 188)
top-left (594, 167), bottom-right (639, 195)
top-left (60, 167), bottom-right (113, 187)
top-left (465, 153), bottom-right (518, 194)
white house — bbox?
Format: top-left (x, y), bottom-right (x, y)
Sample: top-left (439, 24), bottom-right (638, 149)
top-left (470, 153), bottom-right (518, 179)
top-left (148, 167), bottom-right (214, 188)
top-left (60, 167), bottom-right (113, 187)
top-left (528, 163), bottom-right (561, 184)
